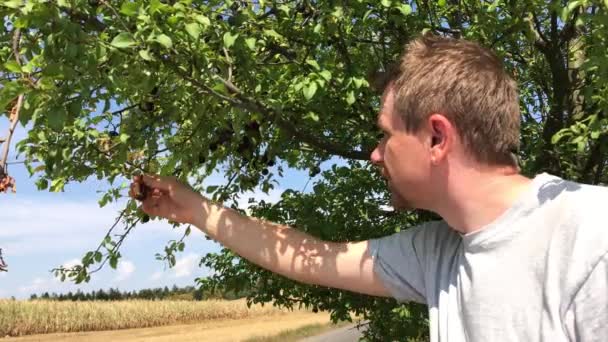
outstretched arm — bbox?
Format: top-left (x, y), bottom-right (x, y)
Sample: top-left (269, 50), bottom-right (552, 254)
top-left (130, 174), bottom-right (391, 297)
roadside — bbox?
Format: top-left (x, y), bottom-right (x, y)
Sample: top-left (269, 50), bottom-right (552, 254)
top-left (299, 321), bottom-right (367, 342)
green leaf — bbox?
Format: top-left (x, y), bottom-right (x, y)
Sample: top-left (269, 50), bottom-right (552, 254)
top-left (139, 49), bottom-right (154, 61)
top-left (48, 107), bottom-right (67, 131)
top-left (223, 32), bottom-right (239, 48)
top-left (305, 112), bottom-right (319, 122)
top-left (346, 91), bottom-right (356, 105)
top-left (438, 0), bottom-right (447, 7)
top-left (83, 251), bottom-right (94, 264)
top-left (353, 77), bottom-right (368, 88)
top-left (120, 2), bottom-right (139, 16)
top-left (551, 129), bottom-right (571, 144)
top-left (149, 0), bottom-right (169, 14)
top-left (263, 29), bottom-right (283, 40)
top-left (119, 133), bottom-right (130, 143)
top-left (306, 59), bottom-right (320, 70)
top-left (245, 38), bottom-right (256, 50)
top-left (36, 178), bottom-right (48, 190)
top-left (4, 60), bottom-right (22, 73)
top-left (111, 32), bottom-right (136, 48)
top-left (397, 4), bottom-right (412, 15)
top-left (303, 82), bottom-right (318, 100)
top-left (0, 82), bottom-right (26, 112)
top-left (185, 23), bottom-right (201, 39)
top-left (1, 0), bottom-right (22, 9)
top-left (381, 0), bottom-right (392, 7)
top-left (313, 23), bottom-right (322, 33)
top-left (319, 70), bottom-right (332, 81)
top-left (57, 0), bottom-right (70, 8)
top-left (109, 255), bottom-right (118, 269)
top-left (155, 34), bottom-right (173, 49)
top-left (194, 14), bottom-right (211, 26)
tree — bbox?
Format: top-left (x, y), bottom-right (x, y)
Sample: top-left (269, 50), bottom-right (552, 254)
top-left (2, 1), bottom-right (608, 340)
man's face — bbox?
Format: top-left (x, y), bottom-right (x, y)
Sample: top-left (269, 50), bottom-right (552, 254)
top-left (370, 86), bottom-right (432, 211)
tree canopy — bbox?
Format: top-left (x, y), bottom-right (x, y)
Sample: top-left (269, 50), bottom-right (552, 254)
top-left (2, 0), bottom-right (608, 340)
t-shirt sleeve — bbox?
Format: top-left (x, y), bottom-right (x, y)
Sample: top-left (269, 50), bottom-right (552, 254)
top-left (564, 252), bottom-right (608, 342)
top-left (368, 223), bottom-right (431, 304)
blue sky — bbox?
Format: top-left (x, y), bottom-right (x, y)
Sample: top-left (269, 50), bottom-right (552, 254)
top-left (0, 116), bottom-right (346, 299)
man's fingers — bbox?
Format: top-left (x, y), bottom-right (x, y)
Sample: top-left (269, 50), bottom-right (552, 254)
top-left (141, 174), bottom-right (173, 192)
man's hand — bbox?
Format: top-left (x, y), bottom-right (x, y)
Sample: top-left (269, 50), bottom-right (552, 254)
top-left (128, 174), bottom-right (204, 225)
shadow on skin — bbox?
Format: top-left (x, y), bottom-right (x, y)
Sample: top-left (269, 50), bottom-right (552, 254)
top-left (195, 200), bottom-right (374, 293)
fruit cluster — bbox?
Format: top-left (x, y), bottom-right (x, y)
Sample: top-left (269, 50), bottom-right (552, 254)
top-left (0, 175), bottom-right (16, 193)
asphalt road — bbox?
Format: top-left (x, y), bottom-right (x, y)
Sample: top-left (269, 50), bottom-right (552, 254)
top-left (299, 322), bottom-right (367, 342)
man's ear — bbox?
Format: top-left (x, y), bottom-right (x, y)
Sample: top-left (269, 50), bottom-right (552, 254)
top-left (427, 114), bottom-right (452, 164)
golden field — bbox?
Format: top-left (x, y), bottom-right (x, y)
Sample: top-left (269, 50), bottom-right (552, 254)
top-left (0, 299), bottom-right (304, 337)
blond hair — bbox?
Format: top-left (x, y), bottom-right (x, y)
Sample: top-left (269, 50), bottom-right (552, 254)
top-left (372, 35), bottom-right (521, 167)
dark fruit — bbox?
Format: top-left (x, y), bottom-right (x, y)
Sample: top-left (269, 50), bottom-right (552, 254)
top-left (209, 141), bottom-right (219, 152)
top-left (310, 166), bottom-right (321, 177)
top-left (217, 128), bottom-right (234, 142)
top-left (132, 180), bottom-right (148, 201)
top-left (261, 168), bottom-right (269, 176)
top-left (141, 214), bottom-right (150, 223)
top-left (198, 155), bottom-right (206, 164)
top-left (236, 136), bottom-right (251, 154)
top-left (139, 101), bottom-right (154, 112)
top-left (88, 0), bottom-right (99, 6)
top-left (266, 159), bottom-right (275, 167)
top-left (246, 121), bottom-right (260, 132)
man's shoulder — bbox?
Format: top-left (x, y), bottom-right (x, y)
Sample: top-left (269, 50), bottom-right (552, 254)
top-left (391, 219), bottom-right (461, 251)
top-left (536, 174), bottom-right (608, 286)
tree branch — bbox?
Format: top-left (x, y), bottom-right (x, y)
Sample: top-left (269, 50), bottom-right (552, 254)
top-left (525, 13), bottom-right (550, 54)
top-left (579, 133), bottom-right (608, 184)
top-left (1, 30), bottom-right (25, 179)
top-left (166, 60), bottom-right (369, 161)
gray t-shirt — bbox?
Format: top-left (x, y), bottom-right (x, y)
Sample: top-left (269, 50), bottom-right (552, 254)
top-left (369, 173), bottom-right (608, 342)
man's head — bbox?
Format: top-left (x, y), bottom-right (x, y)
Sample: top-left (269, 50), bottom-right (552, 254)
top-left (370, 35), bottom-right (521, 211)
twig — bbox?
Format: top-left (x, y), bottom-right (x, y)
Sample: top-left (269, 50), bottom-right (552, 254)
top-left (99, 0), bottom-right (131, 33)
top-left (0, 248), bottom-right (7, 272)
top-left (222, 47), bottom-right (233, 83)
top-left (0, 96), bottom-right (23, 179)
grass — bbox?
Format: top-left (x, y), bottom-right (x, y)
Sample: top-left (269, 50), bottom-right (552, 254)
top-left (242, 320), bottom-right (355, 342)
top-left (0, 298), bottom-right (302, 337)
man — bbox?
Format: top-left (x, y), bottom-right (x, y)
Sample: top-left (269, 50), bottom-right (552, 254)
top-left (130, 35), bottom-right (607, 341)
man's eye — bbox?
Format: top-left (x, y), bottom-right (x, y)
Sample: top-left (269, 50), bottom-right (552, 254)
top-left (376, 132), bottom-right (384, 140)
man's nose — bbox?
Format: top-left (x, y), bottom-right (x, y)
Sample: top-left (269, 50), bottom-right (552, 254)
top-left (370, 146), bottom-right (383, 166)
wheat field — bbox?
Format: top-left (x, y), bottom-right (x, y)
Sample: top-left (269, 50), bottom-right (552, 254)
top-left (0, 299), bottom-right (302, 337)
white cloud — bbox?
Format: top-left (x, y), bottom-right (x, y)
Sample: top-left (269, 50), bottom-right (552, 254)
top-left (114, 260), bottom-right (135, 282)
top-left (18, 277), bottom-right (48, 294)
top-left (17, 272), bottom-right (106, 298)
top-left (150, 271), bottom-right (163, 281)
top-left (61, 258), bottom-right (81, 269)
top-left (0, 197), bottom-right (126, 256)
top-left (173, 253), bottom-right (200, 278)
